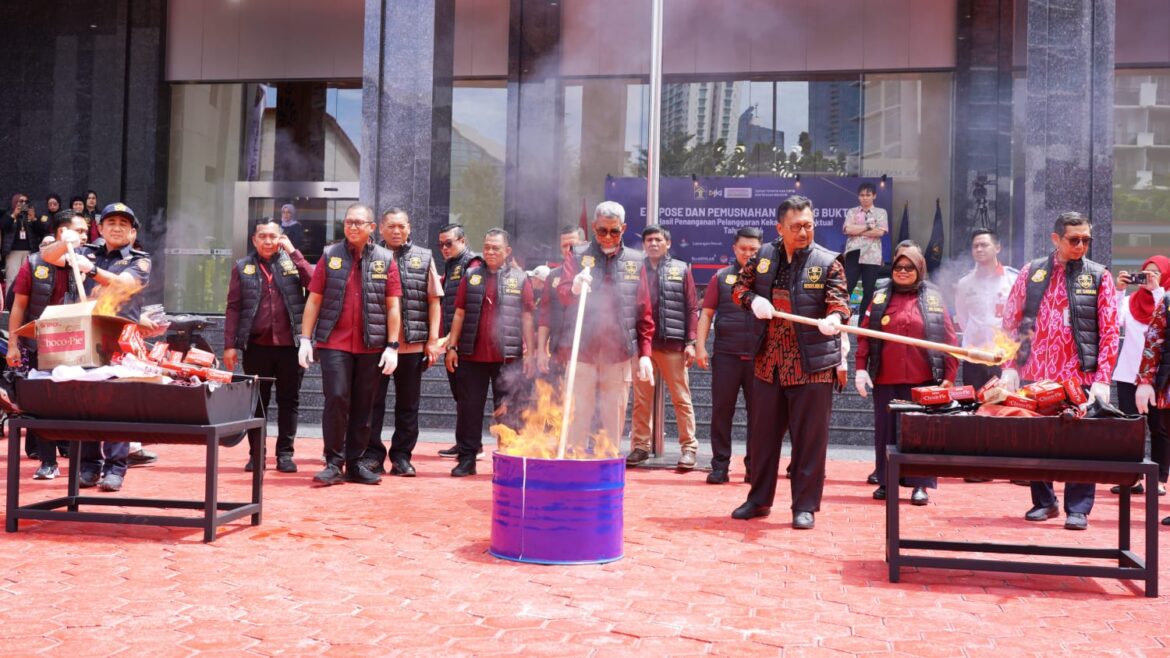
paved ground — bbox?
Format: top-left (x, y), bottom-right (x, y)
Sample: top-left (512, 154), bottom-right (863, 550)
top-left (2, 436), bottom-right (1168, 657)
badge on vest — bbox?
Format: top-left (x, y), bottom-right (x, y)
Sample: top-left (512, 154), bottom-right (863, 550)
top-left (925, 295), bottom-right (945, 314)
top-left (453, 265), bottom-right (462, 278)
top-left (408, 256), bottom-right (422, 270)
top-left (328, 256), bottom-right (343, 270)
top-left (242, 263), bottom-right (257, 275)
top-left (469, 274), bottom-right (482, 286)
top-left (33, 265), bottom-right (49, 280)
top-left (802, 265), bottom-right (824, 289)
top-left (872, 291), bottom-right (887, 305)
top-left (371, 260), bottom-right (387, 280)
top-left (504, 277), bottom-right (521, 295)
top-left (757, 258), bottom-right (771, 274)
top-left (1074, 273), bottom-right (1096, 295)
top-left (724, 274), bottom-right (737, 285)
top-left (666, 266), bottom-right (683, 282)
top-left (1031, 268), bottom-right (1047, 283)
top-left (582, 255), bottom-right (596, 268)
top-left (280, 260), bottom-right (297, 275)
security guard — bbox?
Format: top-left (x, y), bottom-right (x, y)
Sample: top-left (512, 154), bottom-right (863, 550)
top-left (436, 223), bottom-right (481, 459)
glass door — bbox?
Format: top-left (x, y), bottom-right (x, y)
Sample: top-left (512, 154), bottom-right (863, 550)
top-left (233, 181), bottom-right (360, 266)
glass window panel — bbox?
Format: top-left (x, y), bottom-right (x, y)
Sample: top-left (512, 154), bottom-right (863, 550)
top-left (1112, 69), bottom-right (1170, 271)
top-left (450, 82), bottom-right (507, 242)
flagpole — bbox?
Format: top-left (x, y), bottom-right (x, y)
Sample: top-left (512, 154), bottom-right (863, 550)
top-left (646, 0), bottom-right (666, 458)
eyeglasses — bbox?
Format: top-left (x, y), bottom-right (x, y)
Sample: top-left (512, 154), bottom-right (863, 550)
top-left (596, 228), bottom-right (623, 237)
top-left (438, 239), bottom-right (459, 249)
top-left (892, 264), bottom-right (917, 273)
top-left (1062, 236), bottom-right (1092, 247)
top-left (343, 219), bottom-right (371, 228)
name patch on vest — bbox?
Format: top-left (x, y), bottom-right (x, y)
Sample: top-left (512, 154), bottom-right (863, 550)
top-left (925, 294), bottom-right (945, 314)
top-left (724, 274), bottom-right (737, 285)
top-left (242, 264), bottom-right (256, 275)
top-left (757, 258), bottom-right (771, 274)
top-left (1074, 273), bottom-right (1096, 295)
top-left (328, 256), bottom-right (343, 270)
top-left (280, 259), bottom-right (297, 275)
top-left (1031, 268), bottom-right (1047, 283)
top-left (469, 274), bottom-right (482, 286)
top-left (115, 259), bottom-right (129, 267)
top-left (624, 261), bottom-right (639, 280)
top-left (504, 277), bottom-right (522, 295)
top-left (33, 265), bottom-right (49, 280)
top-left (666, 266), bottom-right (683, 282)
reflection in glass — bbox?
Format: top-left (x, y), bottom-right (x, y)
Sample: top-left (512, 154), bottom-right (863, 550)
top-left (1113, 69), bottom-right (1170, 270)
top-left (450, 83), bottom-right (507, 243)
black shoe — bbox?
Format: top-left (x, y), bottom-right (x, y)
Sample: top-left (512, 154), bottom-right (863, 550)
top-left (910, 487), bottom-right (929, 506)
top-left (312, 464), bottom-right (345, 487)
top-left (79, 471), bottom-right (100, 488)
top-left (127, 447), bottom-right (158, 467)
top-left (706, 469), bottom-right (729, 484)
top-left (438, 445), bottom-right (459, 459)
top-left (872, 486), bottom-right (887, 500)
top-left (963, 477), bottom-right (991, 483)
top-left (1024, 504), bottom-right (1060, 521)
top-left (625, 449), bottom-right (650, 467)
top-left (792, 511), bottom-right (815, 530)
top-left (451, 457), bottom-right (477, 477)
top-left (346, 462), bottom-right (382, 485)
top-left (1064, 512), bottom-right (1088, 530)
top-left (731, 501), bottom-right (771, 520)
top-left (1162, 516), bottom-right (1170, 526)
top-left (58, 445), bottom-right (70, 458)
top-left (784, 464), bottom-right (792, 479)
top-left (98, 473), bottom-right (124, 492)
top-left (360, 459), bottom-right (386, 475)
top-left (244, 459), bottom-right (256, 472)
top-left (276, 456), bottom-right (297, 473)
top-left (390, 458), bottom-right (416, 477)
top-left (1110, 483), bottom-right (1144, 495)
top-left (866, 472), bottom-right (879, 485)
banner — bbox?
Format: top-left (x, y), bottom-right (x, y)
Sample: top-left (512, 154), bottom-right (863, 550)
top-left (605, 176), bottom-right (893, 269)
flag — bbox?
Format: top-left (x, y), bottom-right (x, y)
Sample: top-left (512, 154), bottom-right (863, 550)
top-left (579, 198), bottom-right (589, 234)
top-left (926, 198), bottom-right (944, 273)
top-left (897, 202), bottom-right (910, 245)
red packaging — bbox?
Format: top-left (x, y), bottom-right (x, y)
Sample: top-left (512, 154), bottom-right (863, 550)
top-left (205, 369), bottom-right (232, 383)
top-left (166, 351), bottom-right (183, 364)
top-left (1063, 380), bottom-right (1088, 405)
top-left (977, 376), bottom-right (1001, 402)
top-left (159, 361), bottom-right (206, 379)
top-left (1035, 402), bottom-right (1065, 416)
top-left (147, 342), bottom-right (169, 363)
top-left (182, 347), bottom-right (215, 368)
top-left (118, 324), bottom-right (147, 359)
top-left (1021, 381), bottom-right (1066, 406)
top-left (949, 385), bottom-right (976, 403)
top-left (1003, 394), bottom-right (1037, 412)
top-left (911, 386), bottom-right (952, 406)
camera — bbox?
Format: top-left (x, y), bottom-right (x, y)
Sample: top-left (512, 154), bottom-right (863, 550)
top-left (1133, 272), bottom-right (1149, 285)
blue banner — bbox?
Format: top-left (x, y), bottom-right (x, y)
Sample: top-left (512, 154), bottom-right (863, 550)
top-left (605, 176), bottom-right (893, 269)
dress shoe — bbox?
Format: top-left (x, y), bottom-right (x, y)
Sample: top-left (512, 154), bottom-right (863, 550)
top-left (963, 477), bottom-right (991, 483)
top-left (792, 511), bottom-right (815, 530)
top-left (676, 451), bottom-right (697, 470)
top-left (33, 463), bottom-right (60, 480)
top-left (866, 471), bottom-right (879, 485)
top-left (98, 473), bottom-right (124, 492)
top-left (1162, 516), bottom-right (1170, 526)
top-left (360, 459), bottom-right (386, 475)
top-left (1064, 512), bottom-right (1088, 530)
top-left (276, 456), bottom-right (297, 473)
top-left (451, 457), bottom-right (477, 477)
top-left (390, 458), bottom-right (416, 477)
top-left (1024, 504), bottom-right (1060, 521)
top-left (127, 447), bottom-right (158, 467)
top-left (244, 459), bottom-right (257, 472)
top-left (731, 501), bottom-right (771, 520)
top-left (79, 471), bottom-right (100, 488)
top-left (625, 448), bottom-right (650, 467)
top-left (346, 462), bottom-right (382, 485)
top-left (438, 445), bottom-right (459, 458)
top-left (706, 469), bottom-right (729, 484)
top-left (910, 487), bottom-right (929, 506)
top-left (312, 464), bottom-right (345, 487)
top-left (1110, 483), bottom-right (1144, 495)
top-left (872, 486), bottom-right (887, 500)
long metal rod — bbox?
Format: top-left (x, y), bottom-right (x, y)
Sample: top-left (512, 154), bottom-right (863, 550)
top-left (557, 267), bottom-right (591, 459)
top-left (647, 0), bottom-right (666, 457)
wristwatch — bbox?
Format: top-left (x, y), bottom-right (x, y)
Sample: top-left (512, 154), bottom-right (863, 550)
top-left (386, 341), bottom-right (400, 350)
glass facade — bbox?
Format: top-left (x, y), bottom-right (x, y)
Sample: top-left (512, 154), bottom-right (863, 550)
top-left (1113, 69), bottom-right (1170, 270)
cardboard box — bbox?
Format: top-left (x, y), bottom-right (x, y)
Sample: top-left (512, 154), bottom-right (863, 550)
top-left (1003, 394), bottom-right (1038, 412)
top-left (911, 386), bottom-right (952, 406)
top-left (977, 376), bottom-right (1001, 402)
top-left (1063, 380), bottom-right (1088, 405)
top-left (1022, 381), bottom-right (1066, 406)
top-left (14, 301), bottom-right (133, 369)
top-left (949, 385), bottom-right (977, 403)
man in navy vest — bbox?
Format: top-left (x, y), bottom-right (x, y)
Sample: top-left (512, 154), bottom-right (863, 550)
top-left (696, 226), bottom-right (762, 484)
top-left (223, 218), bottom-right (312, 473)
top-left (362, 208), bottom-right (444, 477)
top-left (436, 223), bottom-right (482, 459)
top-left (627, 226), bottom-right (700, 470)
top-left (728, 195), bottom-right (850, 530)
top-left (299, 203), bottom-right (403, 487)
top-left (1001, 211), bottom-right (1120, 530)
top-left (444, 228), bottom-right (535, 476)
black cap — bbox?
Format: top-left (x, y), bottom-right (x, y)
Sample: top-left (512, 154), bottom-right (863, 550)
top-left (100, 202), bottom-right (139, 229)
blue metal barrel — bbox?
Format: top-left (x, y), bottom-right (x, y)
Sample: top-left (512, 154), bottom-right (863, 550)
top-left (490, 453), bottom-right (625, 564)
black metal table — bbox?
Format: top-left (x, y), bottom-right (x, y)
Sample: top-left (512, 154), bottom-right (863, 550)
top-left (6, 417), bottom-right (265, 542)
top-left (886, 448), bottom-right (1160, 597)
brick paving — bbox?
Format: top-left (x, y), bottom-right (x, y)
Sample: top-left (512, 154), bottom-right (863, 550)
top-left (1, 438), bottom-right (1168, 656)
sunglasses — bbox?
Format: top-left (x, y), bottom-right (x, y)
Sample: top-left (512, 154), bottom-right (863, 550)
top-left (892, 264), bottom-right (917, 273)
top-left (438, 239), bottom-right (459, 249)
top-left (596, 228), bottom-right (623, 238)
top-left (1062, 236), bottom-right (1092, 247)
top-left (343, 219), bottom-right (371, 227)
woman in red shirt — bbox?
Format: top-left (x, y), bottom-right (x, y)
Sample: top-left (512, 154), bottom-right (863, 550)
top-left (854, 242), bottom-right (958, 505)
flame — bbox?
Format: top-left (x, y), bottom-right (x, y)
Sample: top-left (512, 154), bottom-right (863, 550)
top-left (92, 278), bottom-right (144, 317)
top-left (987, 328), bottom-right (1021, 365)
top-left (490, 379), bottom-right (621, 460)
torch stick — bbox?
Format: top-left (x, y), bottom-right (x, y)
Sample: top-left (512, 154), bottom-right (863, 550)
top-left (66, 251), bottom-right (88, 303)
top-left (770, 309), bottom-right (1005, 366)
top-left (557, 266), bottom-right (591, 460)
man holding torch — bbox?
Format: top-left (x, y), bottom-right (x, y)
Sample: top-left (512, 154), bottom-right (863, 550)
top-left (1001, 211), bottom-right (1119, 530)
top-left (729, 195), bottom-right (850, 530)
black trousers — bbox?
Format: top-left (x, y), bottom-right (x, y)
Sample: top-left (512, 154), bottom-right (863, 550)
top-left (1117, 381), bottom-right (1170, 482)
top-left (454, 360), bottom-right (522, 459)
top-left (365, 351), bottom-right (428, 464)
top-left (80, 441), bottom-right (129, 477)
top-left (961, 361), bottom-right (1001, 391)
top-left (746, 379), bottom-right (832, 512)
top-left (709, 352), bottom-right (754, 472)
top-left (844, 250), bottom-right (881, 319)
top-left (872, 382), bottom-right (937, 489)
top-left (319, 349), bottom-right (381, 469)
top-left (242, 344), bottom-right (304, 458)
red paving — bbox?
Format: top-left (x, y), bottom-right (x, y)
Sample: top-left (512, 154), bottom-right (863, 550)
top-left (2, 438), bottom-right (1169, 656)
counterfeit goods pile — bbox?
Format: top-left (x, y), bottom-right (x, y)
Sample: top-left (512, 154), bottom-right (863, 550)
top-left (896, 377), bottom-right (1092, 419)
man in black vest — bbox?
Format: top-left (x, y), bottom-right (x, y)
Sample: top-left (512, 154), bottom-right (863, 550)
top-left (43, 203), bottom-right (153, 493)
top-left (696, 226), bottom-right (762, 484)
top-left (299, 203), bottom-right (403, 487)
top-left (535, 225), bottom-right (584, 378)
top-left (1001, 211), bottom-right (1120, 530)
top-left (362, 208), bottom-right (444, 476)
top-left (7, 211), bottom-right (89, 479)
top-left (627, 226), bottom-right (700, 469)
top-left (728, 195), bottom-right (850, 530)
top-left (444, 228), bottom-right (536, 476)
top-left (223, 219), bottom-right (312, 473)
top-left (436, 223), bottom-right (482, 459)
top-left (556, 202), bottom-right (656, 453)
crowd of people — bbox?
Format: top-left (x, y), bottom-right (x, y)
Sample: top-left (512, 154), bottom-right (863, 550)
top-left (4, 184), bottom-right (1169, 530)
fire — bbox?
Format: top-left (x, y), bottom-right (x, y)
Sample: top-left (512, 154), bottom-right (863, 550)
top-left (92, 278), bottom-right (144, 317)
top-left (989, 328), bottom-right (1021, 364)
top-left (491, 379), bottom-right (621, 460)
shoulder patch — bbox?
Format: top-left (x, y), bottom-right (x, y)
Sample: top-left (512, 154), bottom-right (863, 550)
top-left (242, 263), bottom-right (256, 275)
top-left (1031, 268), bottom-right (1047, 283)
top-left (33, 265), bottom-right (50, 280)
top-left (328, 256), bottom-right (343, 270)
top-left (757, 258), bottom-right (771, 274)
top-left (724, 274), bottom-right (737, 285)
top-left (469, 274), bottom-right (482, 286)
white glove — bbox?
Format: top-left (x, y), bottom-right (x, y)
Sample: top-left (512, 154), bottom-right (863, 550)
top-left (637, 356), bottom-right (654, 382)
top-left (817, 313), bottom-right (842, 336)
top-left (571, 267), bottom-right (593, 295)
top-left (379, 347), bottom-right (399, 375)
top-left (1088, 382), bottom-right (1111, 407)
top-left (297, 339), bottom-right (313, 368)
top-left (750, 295), bottom-right (774, 320)
top-left (1000, 368), bottom-right (1020, 393)
top-left (60, 228), bottom-right (82, 249)
top-left (855, 369), bottom-right (873, 398)
top-left (68, 252), bottom-right (94, 274)
top-left (527, 265), bottom-right (551, 282)
top-left (1136, 384), bottom-right (1157, 415)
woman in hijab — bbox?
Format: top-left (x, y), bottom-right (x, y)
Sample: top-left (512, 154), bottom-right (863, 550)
top-left (1125, 256), bottom-right (1170, 499)
top-left (854, 241), bottom-right (958, 505)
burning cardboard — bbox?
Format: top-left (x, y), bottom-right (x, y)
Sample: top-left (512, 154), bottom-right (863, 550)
top-left (14, 301), bottom-right (133, 369)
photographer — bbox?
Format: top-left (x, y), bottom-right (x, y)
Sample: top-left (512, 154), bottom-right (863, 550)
top-left (2, 192), bottom-right (38, 289)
